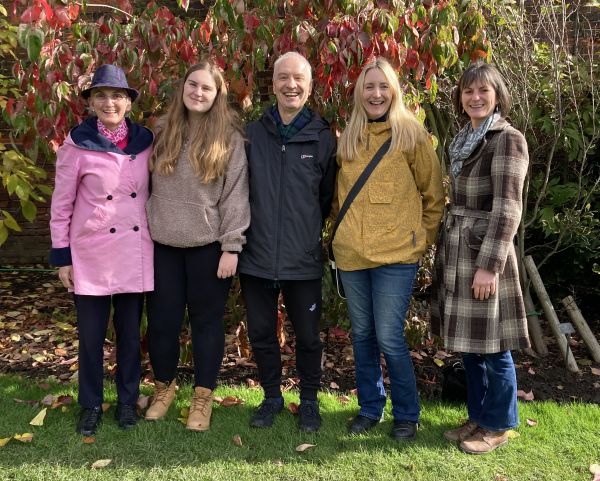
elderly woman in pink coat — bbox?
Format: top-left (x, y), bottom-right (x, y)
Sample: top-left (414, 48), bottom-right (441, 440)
top-left (49, 64), bottom-right (153, 437)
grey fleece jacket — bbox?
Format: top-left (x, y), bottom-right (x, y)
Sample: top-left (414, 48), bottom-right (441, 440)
top-left (146, 130), bottom-right (250, 251)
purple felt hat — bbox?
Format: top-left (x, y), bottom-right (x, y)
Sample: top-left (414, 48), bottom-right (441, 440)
top-left (81, 64), bottom-right (139, 101)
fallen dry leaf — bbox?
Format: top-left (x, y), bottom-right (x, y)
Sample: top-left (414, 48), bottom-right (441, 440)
top-left (526, 418), bottom-right (538, 427)
top-left (180, 407), bottom-right (189, 418)
top-left (82, 436), bottom-right (96, 444)
top-left (557, 385), bottom-right (564, 390)
top-left (14, 433), bottom-right (33, 443)
top-left (287, 402), bottom-right (299, 415)
top-left (41, 394), bottom-right (56, 406)
top-left (91, 459), bottom-right (112, 469)
top-left (494, 475), bottom-right (509, 481)
top-left (336, 395), bottom-right (351, 405)
top-left (272, 459), bottom-right (284, 467)
top-left (506, 430), bottom-right (520, 439)
top-left (0, 437), bottom-right (11, 447)
top-left (527, 367), bottom-right (535, 375)
top-left (591, 367), bottom-right (600, 376)
top-left (101, 403), bottom-right (111, 412)
top-left (29, 408), bottom-right (47, 426)
top-left (516, 389), bottom-right (534, 401)
top-left (330, 381), bottom-right (339, 390)
top-left (216, 396), bottom-right (244, 407)
top-left (295, 443), bottom-right (316, 452)
top-left (232, 434), bottom-right (243, 447)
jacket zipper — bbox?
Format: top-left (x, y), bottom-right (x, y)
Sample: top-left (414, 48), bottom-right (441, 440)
top-left (274, 144), bottom-right (286, 280)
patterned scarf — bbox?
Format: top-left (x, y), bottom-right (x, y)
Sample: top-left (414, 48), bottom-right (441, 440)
top-left (97, 118), bottom-right (129, 145)
top-left (271, 105), bottom-right (312, 144)
top-left (449, 112), bottom-right (500, 178)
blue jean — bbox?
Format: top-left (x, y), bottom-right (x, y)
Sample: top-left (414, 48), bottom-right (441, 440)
top-left (339, 263), bottom-right (419, 422)
top-left (463, 351), bottom-right (519, 431)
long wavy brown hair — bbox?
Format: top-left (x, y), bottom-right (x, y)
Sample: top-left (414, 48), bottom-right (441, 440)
top-left (150, 61), bottom-right (243, 183)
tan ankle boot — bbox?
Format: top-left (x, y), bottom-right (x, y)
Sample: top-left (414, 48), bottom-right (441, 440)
top-left (145, 380), bottom-right (176, 421)
top-left (186, 386), bottom-right (213, 432)
top-left (459, 428), bottom-right (509, 454)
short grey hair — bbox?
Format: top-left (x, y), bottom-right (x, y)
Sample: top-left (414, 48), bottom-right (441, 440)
top-left (273, 51), bottom-right (312, 83)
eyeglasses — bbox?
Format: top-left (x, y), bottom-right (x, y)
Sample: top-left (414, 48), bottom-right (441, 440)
top-left (91, 92), bottom-right (129, 103)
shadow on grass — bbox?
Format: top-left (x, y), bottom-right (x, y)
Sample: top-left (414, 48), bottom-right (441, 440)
top-left (0, 376), bottom-right (461, 470)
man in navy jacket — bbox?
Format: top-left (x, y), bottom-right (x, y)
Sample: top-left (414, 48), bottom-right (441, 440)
top-left (239, 51), bottom-right (337, 432)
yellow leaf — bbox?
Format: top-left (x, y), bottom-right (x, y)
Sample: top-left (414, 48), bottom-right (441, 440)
top-left (180, 407), bottom-right (189, 418)
top-left (506, 430), bottom-right (520, 439)
top-left (14, 433), bottom-right (33, 442)
top-left (10, 334), bottom-right (20, 342)
top-left (91, 459), bottom-right (112, 469)
top-left (0, 437), bottom-right (11, 447)
top-left (232, 434), bottom-right (243, 447)
top-left (177, 417), bottom-right (187, 425)
top-left (433, 358), bottom-right (445, 367)
top-left (295, 443), bottom-right (316, 452)
top-left (29, 408), bottom-right (47, 426)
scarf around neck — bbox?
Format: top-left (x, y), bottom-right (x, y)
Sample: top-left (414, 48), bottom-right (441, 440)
top-left (97, 118), bottom-right (129, 145)
top-left (449, 112), bottom-right (500, 178)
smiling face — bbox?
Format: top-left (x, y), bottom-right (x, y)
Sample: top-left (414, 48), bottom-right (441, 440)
top-left (461, 81), bottom-right (497, 128)
top-left (89, 87), bottom-right (131, 131)
top-left (182, 68), bottom-right (218, 119)
top-left (361, 67), bottom-right (392, 120)
top-left (272, 56), bottom-right (312, 124)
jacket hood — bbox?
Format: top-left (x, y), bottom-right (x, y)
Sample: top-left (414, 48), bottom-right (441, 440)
top-left (259, 107), bottom-right (330, 142)
top-left (67, 116), bottom-right (153, 154)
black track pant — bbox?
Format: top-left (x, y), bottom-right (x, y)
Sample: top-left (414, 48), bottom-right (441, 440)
top-left (240, 274), bottom-right (323, 400)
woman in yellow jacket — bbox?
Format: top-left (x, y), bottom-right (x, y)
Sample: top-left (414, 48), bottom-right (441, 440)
top-left (333, 58), bottom-right (444, 441)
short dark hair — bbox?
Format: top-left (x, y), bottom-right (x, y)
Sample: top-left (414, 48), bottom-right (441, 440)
top-left (452, 61), bottom-right (511, 119)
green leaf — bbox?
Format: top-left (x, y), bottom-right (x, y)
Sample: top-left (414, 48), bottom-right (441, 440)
top-left (6, 175), bottom-right (18, 195)
top-left (27, 28), bottom-right (44, 62)
top-left (0, 222), bottom-right (8, 246)
top-left (20, 199), bottom-right (37, 222)
top-left (1, 210), bottom-right (21, 231)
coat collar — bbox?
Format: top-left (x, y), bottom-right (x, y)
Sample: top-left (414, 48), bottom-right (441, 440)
top-left (69, 117), bottom-right (153, 154)
top-left (460, 117), bottom-right (510, 168)
top-left (259, 107), bottom-right (328, 143)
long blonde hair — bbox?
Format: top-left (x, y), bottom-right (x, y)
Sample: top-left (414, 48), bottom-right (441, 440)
top-left (338, 58), bottom-right (424, 161)
top-left (150, 61), bottom-right (243, 183)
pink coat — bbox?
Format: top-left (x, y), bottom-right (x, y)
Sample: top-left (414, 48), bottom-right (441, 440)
top-left (50, 120), bottom-right (154, 295)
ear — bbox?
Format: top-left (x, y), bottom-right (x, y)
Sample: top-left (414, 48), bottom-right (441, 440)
top-left (125, 98), bottom-right (132, 113)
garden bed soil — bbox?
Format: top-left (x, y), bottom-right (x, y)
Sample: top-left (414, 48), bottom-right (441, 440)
top-left (1, 268), bottom-right (599, 404)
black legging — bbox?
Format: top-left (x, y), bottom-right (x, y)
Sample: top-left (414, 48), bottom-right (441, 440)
top-left (146, 242), bottom-right (232, 389)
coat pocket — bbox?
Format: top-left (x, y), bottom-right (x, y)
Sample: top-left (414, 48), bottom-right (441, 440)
top-left (365, 182), bottom-right (397, 227)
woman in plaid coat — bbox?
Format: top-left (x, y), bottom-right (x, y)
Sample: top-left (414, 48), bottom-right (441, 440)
top-left (430, 62), bottom-right (530, 454)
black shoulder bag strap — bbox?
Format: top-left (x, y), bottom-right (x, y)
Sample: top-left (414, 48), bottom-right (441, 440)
top-left (328, 137), bottom-right (392, 263)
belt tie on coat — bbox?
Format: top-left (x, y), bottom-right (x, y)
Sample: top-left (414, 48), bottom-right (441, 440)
top-left (443, 205), bottom-right (491, 294)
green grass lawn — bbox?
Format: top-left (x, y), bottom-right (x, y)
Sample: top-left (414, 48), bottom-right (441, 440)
top-left (0, 375), bottom-right (598, 481)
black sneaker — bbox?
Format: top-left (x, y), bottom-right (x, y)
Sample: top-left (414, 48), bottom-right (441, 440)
top-left (249, 397), bottom-right (284, 428)
top-left (76, 406), bottom-right (102, 436)
top-left (298, 399), bottom-right (321, 433)
top-left (115, 403), bottom-right (138, 430)
top-left (390, 421), bottom-right (418, 441)
top-left (348, 414), bottom-right (379, 434)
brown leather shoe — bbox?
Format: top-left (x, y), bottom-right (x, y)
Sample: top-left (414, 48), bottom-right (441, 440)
top-left (186, 387), bottom-right (213, 432)
top-left (443, 420), bottom-right (479, 442)
top-left (145, 380), bottom-right (176, 421)
top-left (459, 428), bottom-right (509, 454)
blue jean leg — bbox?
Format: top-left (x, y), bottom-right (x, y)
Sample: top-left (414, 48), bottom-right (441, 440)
top-left (340, 264), bottom-right (419, 422)
top-left (463, 351), bottom-right (519, 431)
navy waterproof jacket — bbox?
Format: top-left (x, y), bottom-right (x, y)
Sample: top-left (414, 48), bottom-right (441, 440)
top-left (238, 108), bottom-right (337, 280)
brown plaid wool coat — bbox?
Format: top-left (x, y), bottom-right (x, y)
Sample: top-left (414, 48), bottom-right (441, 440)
top-left (430, 119), bottom-right (531, 353)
